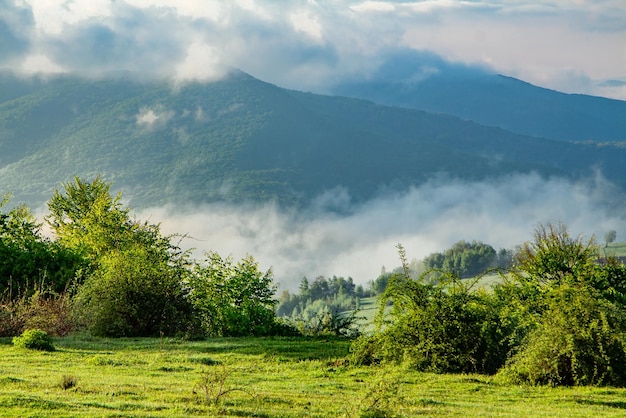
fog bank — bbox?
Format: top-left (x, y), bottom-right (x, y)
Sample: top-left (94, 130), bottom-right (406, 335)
top-left (139, 174), bottom-right (626, 291)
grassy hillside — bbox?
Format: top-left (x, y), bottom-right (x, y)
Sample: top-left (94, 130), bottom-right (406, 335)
top-left (2, 335), bottom-right (626, 417)
top-left (1, 71), bottom-right (626, 209)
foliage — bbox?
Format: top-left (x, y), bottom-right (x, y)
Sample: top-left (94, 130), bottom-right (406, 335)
top-left (289, 299), bottom-right (362, 337)
top-left (0, 194), bottom-right (83, 297)
top-left (605, 230), bottom-right (617, 247)
top-left (422, 240), bottom-right (511, 279)
top-left (193, 365), bottom-right (255, 406)
top-left (497, 224), bottom-right (626, 386)
top-left (354, 233), bottom-right (626, 386)
top-left (59, 375), bottom-right (78, 391)
top-left (188, 252), bottom-right (281, 337)
top-left (48, 177), bottom-right (195, 337)
top-left (12, 328), bottom-right (55, 351)
top-left (499, 284), bottom-right (626, 386)
top-left (47, 176), bottom-right (142, 262)
top-left (73, 244), bottom-right (193, 337)
top-left (0, 289), bottom-right (76, 337)
top-left (277, 275), bottom-right (362, 337)
top-left (352, 270), bottom-right (511, 374)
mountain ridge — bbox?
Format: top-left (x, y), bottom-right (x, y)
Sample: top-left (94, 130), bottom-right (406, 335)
top-left (0, 70), bottom-right (624, 209)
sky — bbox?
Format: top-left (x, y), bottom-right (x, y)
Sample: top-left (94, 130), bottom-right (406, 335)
top-left (1, 0), bottom-right (626, 99)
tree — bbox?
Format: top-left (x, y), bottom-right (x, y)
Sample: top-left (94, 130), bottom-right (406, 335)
top-left (0, 194), bottom-right (82, 296)
top-left (46, 176), bottom-right (134, 261)
top-left (422, 241), bottom-right (498, 279)
top-left (512, 223), bottom-right (597, 288)
top-left (48, 177), bottom-right (194, 337)
top-left (605, 230), bottom-right (617, 247)
top-left (188, 252), bottom-right (280, 336)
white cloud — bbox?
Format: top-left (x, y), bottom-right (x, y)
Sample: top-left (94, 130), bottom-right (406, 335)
top-left (19, 53), bottom-right (66, 75)
top-left (135, 106), bottom-right (174, 129)
top-left (175, 42), bottom-right (228, 83)
top-left (1, 0), bottom-right (618, 99)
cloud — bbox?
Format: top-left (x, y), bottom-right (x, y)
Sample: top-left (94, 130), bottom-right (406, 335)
top-left (1, 0), bottom-right (622, 98)
top-left (0, 0), bottom-right (34, 61)
top-left (135, 106), bottom-right (174, 130)
top-left (139, 174), bottom-right (626, 291)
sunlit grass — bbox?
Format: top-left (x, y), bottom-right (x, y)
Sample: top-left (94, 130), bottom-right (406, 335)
top-left (1, 335), bottom-right (626, 417)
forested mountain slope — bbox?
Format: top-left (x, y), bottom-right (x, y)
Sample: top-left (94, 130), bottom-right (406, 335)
top-left (1, 70), bottom-right (625, 208)
top-left (332, 70), bottom-right (626, 142)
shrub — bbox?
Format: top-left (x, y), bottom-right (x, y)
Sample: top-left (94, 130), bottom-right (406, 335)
top-left (12, 329), bottom-right (55, 351)
top-left (59, 375), bottom-right (78, 390)
top-left (188, 252), bottom-right (280, 337)
top-left (72, 245), bottom-right (193, 337)
top-left (0, 290), bottom-right (76, 337)
top-left (498, 285), bottom-right (626, 386)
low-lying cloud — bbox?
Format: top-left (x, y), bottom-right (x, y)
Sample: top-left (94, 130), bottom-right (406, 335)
top-left (138, 173), bottom-right (626, 291)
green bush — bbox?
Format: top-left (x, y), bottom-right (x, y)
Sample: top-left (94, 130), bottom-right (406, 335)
top-left (352, 279), bottom-right (510, 373)
top-left (12, 329), bottom-right (55, 351)
top-left (498, 285), bottom-right (626, 386)
top-left (73, 245), bottom-right (193, 337)
top-left (188, 252), bottom-right (280, 337)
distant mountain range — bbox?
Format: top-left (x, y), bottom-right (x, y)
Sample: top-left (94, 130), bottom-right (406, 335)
top-left (331, 52), bottom-right (626, 142)
top-left (0, 70), bottom-right (625, 209)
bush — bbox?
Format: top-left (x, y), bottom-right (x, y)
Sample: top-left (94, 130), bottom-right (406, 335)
top-left (188, 252), bottom-right (280, 337)
top-left (351, 265), bottom-right (513, 374)
top-left (73, 245), bottom-right (193, 337)
top-left (12, 329), bottom-right (55, 351)
top-left (0, 290), bottom-right (76, 337)
top-left (498, 285), bottom-right (626, 386)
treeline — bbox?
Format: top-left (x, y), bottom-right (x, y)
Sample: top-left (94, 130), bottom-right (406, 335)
top-left (353, 226), bottom-right (626, 386)
top-left (369, 240), bottom-right (513, 295)
top-left (0, 177), bottom-right (295, 338)
top-left (276, 276), bottom-right (366, 336)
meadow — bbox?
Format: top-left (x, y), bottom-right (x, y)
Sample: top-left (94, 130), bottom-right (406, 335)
top-left (2, 335), bottom-right (626, 417)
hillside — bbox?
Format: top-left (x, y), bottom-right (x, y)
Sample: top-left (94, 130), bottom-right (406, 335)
top-left (1, 70), bottom-right (625, 209)
top-left (332, 69), bottom-right (626, 142)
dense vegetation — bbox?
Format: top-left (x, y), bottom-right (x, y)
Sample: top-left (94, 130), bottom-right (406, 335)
top-left (353, 228), bottom-right (626, 386)
top-left (3, 176), bottom-right (626, 392)
top-left (277, 276), bottom-right (366, 336)
top-left (0, 177), bottom-right (293, 339)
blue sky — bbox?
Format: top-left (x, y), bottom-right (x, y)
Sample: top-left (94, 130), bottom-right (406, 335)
top-left (2, 0), bottom-right (625, 98)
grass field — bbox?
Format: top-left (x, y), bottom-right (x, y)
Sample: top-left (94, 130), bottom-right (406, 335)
top-left (2, 335), bottom-right (626, 417)
top-left (603, 241), bottom-right (626, 258)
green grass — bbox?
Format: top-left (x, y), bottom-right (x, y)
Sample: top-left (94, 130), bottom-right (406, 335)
top-left (603, 241), bottom-right (626, 258)
top-left (2, 335), bottom-right (626, 417)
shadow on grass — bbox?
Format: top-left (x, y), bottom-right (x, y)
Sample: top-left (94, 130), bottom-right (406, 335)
top-left (0, 337), bottom-right (13, 346)
top-left (575, 399), bottom-right (626, 409)
top-left (49, 335), bottom-right (352, 361)
top-left (192, 336), bottom-right (352, 360)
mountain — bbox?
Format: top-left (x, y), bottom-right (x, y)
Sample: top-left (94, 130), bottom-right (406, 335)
top-left (1, 70), bottom-right (625, 209)
top-left (331, 60), bottom-right (626, 142)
